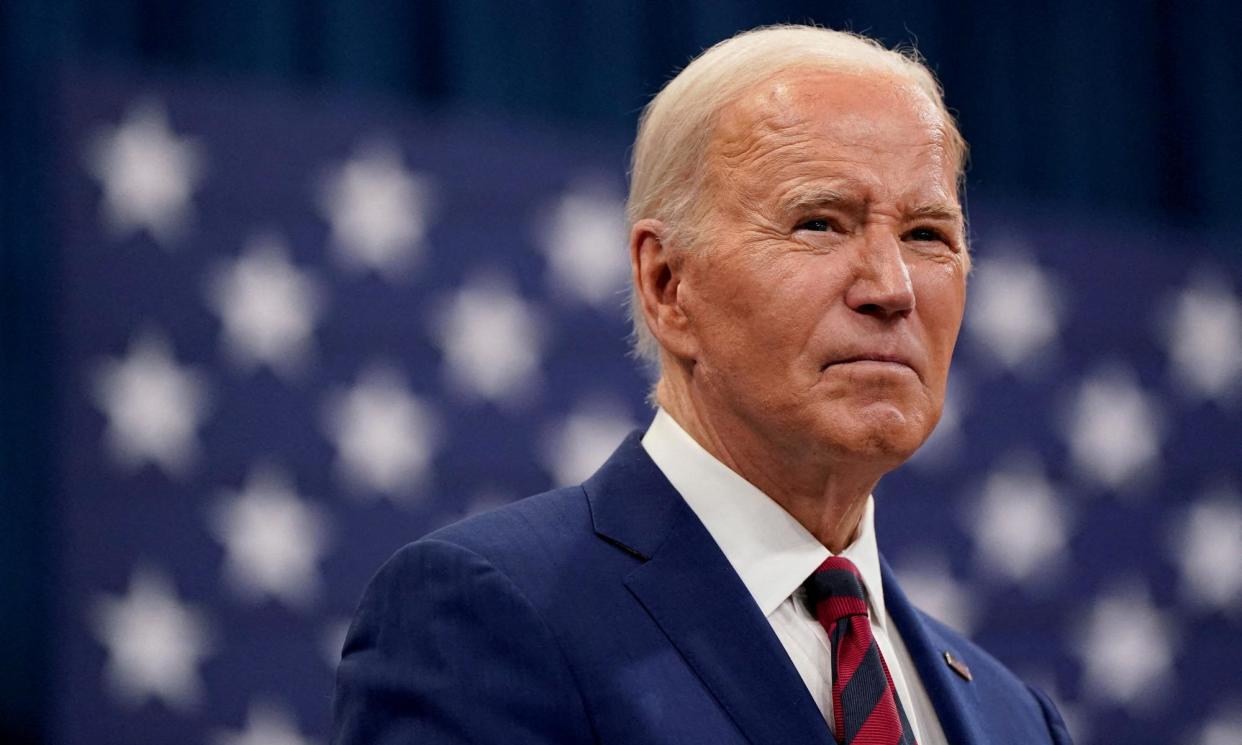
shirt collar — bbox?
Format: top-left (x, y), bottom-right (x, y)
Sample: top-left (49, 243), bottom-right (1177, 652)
top-left (640, 408), bottom-right (888, 627)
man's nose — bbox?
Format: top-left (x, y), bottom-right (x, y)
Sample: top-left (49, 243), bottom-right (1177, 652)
top-left (844, 230), bottom-right (916, 318)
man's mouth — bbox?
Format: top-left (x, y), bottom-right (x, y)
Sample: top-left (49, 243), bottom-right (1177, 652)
top-left (823, 354), bottom-right (921, 381)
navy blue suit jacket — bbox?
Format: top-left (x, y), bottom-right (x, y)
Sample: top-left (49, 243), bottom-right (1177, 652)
top-left (333, 433), bottom-right (1073, 744)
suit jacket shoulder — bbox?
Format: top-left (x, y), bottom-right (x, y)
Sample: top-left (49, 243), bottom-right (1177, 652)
top-left (332, 494), bottom-right (599, 744)
top-left (425, 484), bottom-right (613, 593)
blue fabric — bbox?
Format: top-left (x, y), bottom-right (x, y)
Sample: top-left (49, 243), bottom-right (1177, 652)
top-left (333, 432), bottom-right (1073, 744)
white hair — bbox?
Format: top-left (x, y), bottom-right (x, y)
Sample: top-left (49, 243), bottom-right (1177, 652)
top-left (626, 24), bottom-right (967, 368)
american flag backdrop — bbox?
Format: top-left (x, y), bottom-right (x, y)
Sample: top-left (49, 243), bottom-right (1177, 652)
top-left (51, 69), bottom-right (1241, 745)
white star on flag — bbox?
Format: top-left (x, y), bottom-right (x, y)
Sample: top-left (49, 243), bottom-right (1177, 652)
top-left (84, 98), bottom-right (205, 248)
top-left (1169, 486), bottom-right (1242, 613)
top-left (1159, 272), bottom-right (1242, 403)
top-left (206, 231), bottom-right (324, 378)
top-left (536, 179), bottom-right (630, 308)
top-left (322, 363), bottom-right (438, 501)
top-left (317, 139), bottom-right (434, 280)
top-left (91, 330), bottom-right (210, 478)
top-left (968, 454), bottom-right (1071, 584)
top-left (1064, 366), bottom-right (1163, 492)
top-left (541, 397), bottom-right (636, 485)
top-left (214, 700), bottom-right (315, 745)
top-left (431, 272), bottom-right (546, 405)
top-left (894, 555), bottom-right (981, 635)
top-left (965, 250), bottom-right (1063, 373)
top-left (209, 465), bottom-right (332, 608)
top-left (90, 565), bottom-right (213, 710)
top-left (1075, 583), bottom-right (1177, 708)
top-left (1192, 709), bottom-right (1242, 745)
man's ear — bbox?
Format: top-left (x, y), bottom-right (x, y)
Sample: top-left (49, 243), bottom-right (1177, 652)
top-left (630, 218), bottom-right (698, 361)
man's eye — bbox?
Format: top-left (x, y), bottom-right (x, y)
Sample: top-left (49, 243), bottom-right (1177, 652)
top-left (797, 218), bottom-right (834, 232)
top-left (905, 226), bottom-right (947, 243)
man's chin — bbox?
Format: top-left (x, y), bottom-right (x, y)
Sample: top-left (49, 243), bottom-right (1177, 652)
top-left (815, 403), bottom-right (931, 465)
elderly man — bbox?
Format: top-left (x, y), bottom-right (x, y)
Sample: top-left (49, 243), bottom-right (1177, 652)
top-left (333, 25), bottom-right (1073, 745)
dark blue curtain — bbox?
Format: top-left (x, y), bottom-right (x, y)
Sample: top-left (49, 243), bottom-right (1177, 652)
top-left (29, 0), bottom-right (1242, 229)
top-left (3, 1), bottom-right (1240, 741)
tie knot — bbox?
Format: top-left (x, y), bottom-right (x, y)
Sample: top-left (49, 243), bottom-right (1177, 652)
top-left (803, 556), bottom-right (869, 624)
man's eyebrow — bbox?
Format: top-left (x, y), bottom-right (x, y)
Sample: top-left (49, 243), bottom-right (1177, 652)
top-left (776, 185), bottom-right (859, 213)
top-left (906, 203), bottom-right (965, 222)
top-left (776, 187), bottom-right (963, 224)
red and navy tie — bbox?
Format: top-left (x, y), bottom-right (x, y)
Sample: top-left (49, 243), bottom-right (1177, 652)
top-left (803, 556), bottom-right (917, 745)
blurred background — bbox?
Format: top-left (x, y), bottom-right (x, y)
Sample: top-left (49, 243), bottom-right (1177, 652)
top-left (3, 2), bottom-right (1241, 744)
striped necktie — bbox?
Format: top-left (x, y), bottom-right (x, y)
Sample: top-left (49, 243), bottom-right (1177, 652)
top-left (803, 556), bottom-right (917, 745)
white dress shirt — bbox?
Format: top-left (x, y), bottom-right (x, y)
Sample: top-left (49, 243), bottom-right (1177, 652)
top-left (641, 409), bottom-right (947, 745)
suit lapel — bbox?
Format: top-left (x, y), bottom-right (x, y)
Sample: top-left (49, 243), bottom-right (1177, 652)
top-left (626, 511), bottom-right (837, 745)
top-left (584, 434), bottom-right (835, 745)
top-left (881, 557), bottom-right (986, 745)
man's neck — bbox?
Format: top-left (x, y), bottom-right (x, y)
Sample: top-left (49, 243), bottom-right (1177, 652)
top-left (656, 377), bottom-right (883, 553)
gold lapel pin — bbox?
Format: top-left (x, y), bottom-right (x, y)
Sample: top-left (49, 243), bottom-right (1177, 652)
top-left (943, 651), bottom-right (973, 682)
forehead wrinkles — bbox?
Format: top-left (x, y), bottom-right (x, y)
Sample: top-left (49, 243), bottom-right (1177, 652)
top-left (706, 71), bottom-right (957, 207)
top-left (708, 89), bottom-right (820, 207)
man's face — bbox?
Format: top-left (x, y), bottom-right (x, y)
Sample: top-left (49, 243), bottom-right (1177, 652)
top-left (675, 68), bottom-right (968, 468)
